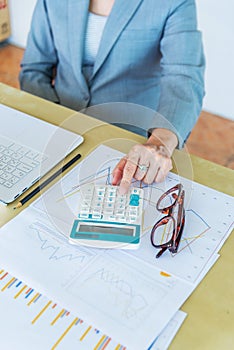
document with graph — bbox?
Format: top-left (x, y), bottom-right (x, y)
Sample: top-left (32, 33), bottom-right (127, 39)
top-left (0, 145), bottom-right (233, 349)
top-left (0, 268), bottom-right (187, 350)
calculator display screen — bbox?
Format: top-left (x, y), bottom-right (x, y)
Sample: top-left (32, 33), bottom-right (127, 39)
top-left (78, 223), bottom-right (135, 236)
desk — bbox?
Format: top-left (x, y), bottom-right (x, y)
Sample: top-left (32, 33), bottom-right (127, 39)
top-left (0, 83), bottom-right (233, 349)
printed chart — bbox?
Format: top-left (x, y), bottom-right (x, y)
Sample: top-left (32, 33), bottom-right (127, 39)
top-left (0, 268), bottom-right (185, 350)
top-left (33, 145), bottom-right (234, 283)
top-left (0, 145), bottom-right (233, 349)
top-left (0, 268), bottom-right (124, 350)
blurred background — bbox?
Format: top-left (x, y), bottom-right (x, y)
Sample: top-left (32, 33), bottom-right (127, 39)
top-left (0, 0), bottom-right (233, 169)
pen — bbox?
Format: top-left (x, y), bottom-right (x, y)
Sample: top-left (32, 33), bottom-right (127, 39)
top-left (13, 153), bottom-right (82, 209)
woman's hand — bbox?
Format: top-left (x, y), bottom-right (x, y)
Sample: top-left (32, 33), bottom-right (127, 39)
top-left (112, 128), bottom-right (178, 194)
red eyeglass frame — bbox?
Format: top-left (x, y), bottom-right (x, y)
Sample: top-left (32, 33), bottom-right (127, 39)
top-left (150, 183), bottom-right (185, 258)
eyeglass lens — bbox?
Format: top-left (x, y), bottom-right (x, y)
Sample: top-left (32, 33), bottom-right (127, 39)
top-left (157, 187), bottom-right (180, 211)
top-left (151, 216), bottom-right (175, 247)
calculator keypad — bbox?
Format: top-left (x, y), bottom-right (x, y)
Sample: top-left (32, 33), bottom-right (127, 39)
top-left (79, 184), bottom-right (143, 224)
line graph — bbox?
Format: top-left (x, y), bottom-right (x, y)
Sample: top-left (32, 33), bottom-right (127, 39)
top-left (31, 145), bottom-right (233, 285)
top-left (29, 221), bottom-right (94, 263)
top-left (65, 251), bottom-right (186, 331)
top-left (126, 181), bottom-right (232, 283)
top-left (0, 145), bottom-right (232, 349)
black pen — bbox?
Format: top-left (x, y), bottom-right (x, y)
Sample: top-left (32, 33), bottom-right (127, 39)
top-left (13, 153), bottom-right (82, 209)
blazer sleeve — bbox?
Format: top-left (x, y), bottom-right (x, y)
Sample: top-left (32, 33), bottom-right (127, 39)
top-left (156, 0), bottom-right (205, 148)
top-left (19, 0), bottom-right (60, 103)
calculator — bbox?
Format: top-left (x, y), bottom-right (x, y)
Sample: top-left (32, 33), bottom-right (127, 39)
top-left (69, 183), bottom-right (144, 249)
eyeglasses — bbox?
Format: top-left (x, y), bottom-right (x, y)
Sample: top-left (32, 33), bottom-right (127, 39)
top-left (150, 183), bottom-right (185, 258)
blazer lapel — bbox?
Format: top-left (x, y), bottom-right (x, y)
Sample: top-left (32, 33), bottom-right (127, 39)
top-left (68, 0), bottom-right (89, 91)
top-left (92, 0), bottom-right (144, 78)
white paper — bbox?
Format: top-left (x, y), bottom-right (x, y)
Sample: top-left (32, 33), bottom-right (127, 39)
top-left (149, 310), bottom-right (187, 350)
top-left (33, 145), bottom-right (233, 284)
top-left (0, 268), bottom-right (186, 350)
top-left (0, 145), bottom-right (233, 349)
top-left (0, 207), bottom-right (193, 349)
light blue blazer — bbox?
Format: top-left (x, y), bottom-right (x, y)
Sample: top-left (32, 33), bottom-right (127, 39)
top-left (20, 0), bottom-right (205, 147)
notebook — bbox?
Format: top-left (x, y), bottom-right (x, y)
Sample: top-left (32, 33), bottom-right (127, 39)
top-left (0, 104), bottom-right (84, 204)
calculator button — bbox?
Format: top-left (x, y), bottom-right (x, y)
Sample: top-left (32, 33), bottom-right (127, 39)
top-left (98, 191), bottom-right (105, 197)
top-left (115, 209), bottom-right (125, 217)
top-left (106, 197), bottom-right (115, 203)
top-left (103, 205), bottom-right (114, 212)
top-left (103, 208), bottom-right (114, 215)
top-left (107, 186), bottom-right (117, 192)
top-left (129, 216), bottom-right (137, 223)
top-left (107, 215), bottom-right (117, 221)
top-left (129, 200), bottom-right (139, 207)
top-left (118, 193), bottom-right (127, 198)
top-left (129, 194), bottom-right (139, 207)
top-left (80, 208), bottom-right (90, 215)
top-left (103, 203), bottom-right (114, 212)
top-left (92, 201), bottom-right (102, 209)
top-left (129, 194), bottom-right (140, 201)
top-left (79, 213), bottom-right (89, 219)
top-left (131, 188), bottom-right (141, 195)
top-left (92, 206), bottom-right (102, 214)
top-left (116, 197), bottom-right (126, 204)
top-left (95, 186), bottom-right (106, 192)
top-left (115, 204), bottom-right (125, 211)
top-left (80, 204), bottom-right (90, 212)
top-left (128, 208), bottom-right (139, 217)
top-left (91, 213), bottom-right (102, 219)
top-left (116, 216), bottom-right (127, 222)
top-left (104, 202), bottom-right (114, 209)
top-left (107, 190), bottom-right (116, 197)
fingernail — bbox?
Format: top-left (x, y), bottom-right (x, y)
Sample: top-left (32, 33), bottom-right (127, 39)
top-left (112, 173), bottom-right (119, 185)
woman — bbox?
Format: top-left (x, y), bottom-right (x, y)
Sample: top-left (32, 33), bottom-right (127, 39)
top-left (19, 0), bottom-right (205, 194)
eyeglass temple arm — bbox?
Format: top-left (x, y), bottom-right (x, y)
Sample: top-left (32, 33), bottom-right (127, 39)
top-left (171, 190), bottom-right (185, 252)
top-left (156, 246), bottom-right (167, 259)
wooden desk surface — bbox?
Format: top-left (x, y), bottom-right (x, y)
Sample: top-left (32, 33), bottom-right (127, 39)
top-left (0, 83), bottom-right (233, 349)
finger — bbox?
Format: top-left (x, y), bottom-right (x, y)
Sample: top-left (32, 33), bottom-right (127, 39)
top-left (154, 167), bottom-right (167, 183)
top-left (154, 160), bottom-right (172, 183)
top-left (119, 159), bottom-right (139, 194)
top-left (134, 162), bottom-right (150, 181)
top-left (112, 157), bottom-right (127, 185)
top-left (133, 146), bottom-right (154, 181)
top-left (143, 160), bottom-right (160, 184)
